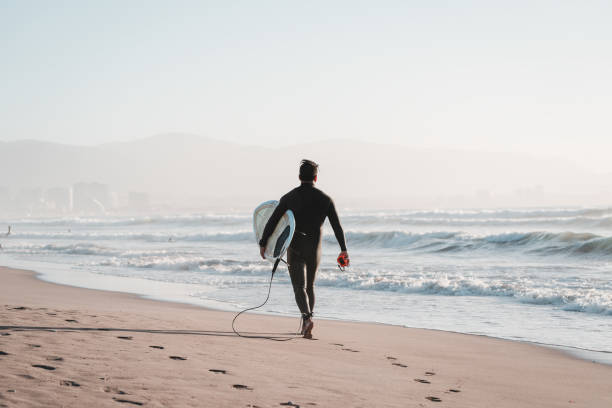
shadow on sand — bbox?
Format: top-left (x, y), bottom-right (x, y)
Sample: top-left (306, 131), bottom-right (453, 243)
top-left (0, 326), bottom-right (300, 341)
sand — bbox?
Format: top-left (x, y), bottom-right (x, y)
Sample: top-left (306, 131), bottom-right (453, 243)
top-left (0, 266), bottom-right (611, 407)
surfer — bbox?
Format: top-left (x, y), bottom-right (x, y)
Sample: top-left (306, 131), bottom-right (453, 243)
top-left (259, 159), bottom-right (349, 339)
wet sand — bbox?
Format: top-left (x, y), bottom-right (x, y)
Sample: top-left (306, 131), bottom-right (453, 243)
top-left (1, 266), bottom-right (611, 407)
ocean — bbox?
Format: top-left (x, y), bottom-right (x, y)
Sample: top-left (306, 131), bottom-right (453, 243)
top-left (1, 207), bottom-right (611, 363)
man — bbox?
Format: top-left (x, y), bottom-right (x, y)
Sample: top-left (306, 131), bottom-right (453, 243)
top-left (259, 159), bottom-right (349, 339)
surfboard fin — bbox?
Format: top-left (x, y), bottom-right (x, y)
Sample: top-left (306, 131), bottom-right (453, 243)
top-left (272, 257), bottom-right (282, 275)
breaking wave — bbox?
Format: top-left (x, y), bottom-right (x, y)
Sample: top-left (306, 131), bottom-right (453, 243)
top-left (4, 240), bottom-right (612, 317)
top-left (6, 231), bottom-right (253, 243)
top-left (332, 230), bottom-right (612, 258)
top-left (5, 207), bottom-right (612, 230)
top-left (315, 271), bottom-right (612, 316)
top-left (7, 228), bottom-right (612, 258)
top-left (1, 214), bottom-right (249, 227)
top-left (342, 207), bottom-right (612, 229)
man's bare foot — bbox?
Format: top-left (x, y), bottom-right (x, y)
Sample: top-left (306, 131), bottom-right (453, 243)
top-left (303, 319), bottom-right (314, 339)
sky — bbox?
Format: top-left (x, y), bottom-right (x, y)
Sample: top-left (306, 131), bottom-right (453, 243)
top-left (1, 1), bottom-right (612, 172)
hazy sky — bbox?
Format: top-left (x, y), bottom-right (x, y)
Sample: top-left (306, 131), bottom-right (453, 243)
top-left (1, 1), bottom-right (611, 171)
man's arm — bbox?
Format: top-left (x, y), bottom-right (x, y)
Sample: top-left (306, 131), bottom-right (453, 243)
top-left (259, 199), bottom-right (288, 258)
top-left (327, 199), bottom-right (347, 252)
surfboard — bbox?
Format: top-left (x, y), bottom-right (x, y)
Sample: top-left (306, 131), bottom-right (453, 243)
top-left (253, 200), bottom-right (295, 261)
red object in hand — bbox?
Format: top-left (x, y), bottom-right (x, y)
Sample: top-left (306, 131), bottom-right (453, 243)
top-left (337, 253), bottom-right (350, 268)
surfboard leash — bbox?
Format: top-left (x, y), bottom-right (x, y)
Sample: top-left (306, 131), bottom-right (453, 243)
top-left (231, 258), bottom-right (297, 341)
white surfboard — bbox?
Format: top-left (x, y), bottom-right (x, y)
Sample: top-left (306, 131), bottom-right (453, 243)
top-left (253, 200), bottom-right (295, 261)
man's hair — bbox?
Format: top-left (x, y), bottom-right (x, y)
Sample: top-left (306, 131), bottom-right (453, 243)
top-left (299, 159), bottom-right (319, 182)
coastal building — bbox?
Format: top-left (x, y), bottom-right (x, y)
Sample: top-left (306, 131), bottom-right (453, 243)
top-left (128, 191), bottom-right (150, 211)
top-left (44, 187), bottom-right (71, 213)
top-left (72, 182), bottom-right (111, 213)
top-left (14, 188), bottom-right (43, 213)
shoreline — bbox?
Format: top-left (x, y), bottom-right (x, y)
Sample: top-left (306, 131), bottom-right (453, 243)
top-left (2, 265), bottom-right (612, 407)
top-left (19, 261), bottom-right (612, 366)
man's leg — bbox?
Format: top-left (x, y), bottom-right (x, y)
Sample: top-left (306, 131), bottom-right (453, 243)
top-left (287, 248), bottom-right (310, 315)
top-left (299, 245), bottom-right (320, 339)
top-left (305, 247), bottom-right (321, 312)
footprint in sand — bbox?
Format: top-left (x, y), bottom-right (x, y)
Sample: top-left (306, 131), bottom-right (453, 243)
top-left (280, 402), bottom-right (300, 407)
top-left (104, 386), bottom-right (127, 395)
top-left (232, 384), bottom-right (253, 390)
top-left (32, 364), bottom-right (55, 371)
top-left (426, 396), bottom-right (442, 402)
top-left (169, 356), bottom-right (187, 360)
top-left (112, 398), bottom-right (143, 406)
top-left (414, 378), bottom-right (431, 384)
top-left (47, 356), bottom-right (64, 361)
top-left (65, 319), bottom-right (78, 323)
top-left (60, 380), bottom-right (80, 387)
top-left (448, 389), bottom-right (461, 393)
top-left (18, 374), bottom-right (35, 379)
top-left (341, 348), bottom-right (359, 353)
top-left (392, 363), bottom-right (407, 368)
top-left (27, 344), bottom-right (41, 348)
top-left (425, 372), bottom-right (436, 376)
top-left (330, 343), bottom-right (344, 346)
top-left (149, 346), bottom-right (164, 349)
top-left (386, 356), bottom-right (397, 360)
top-left (11, 306), bottom-right (28, 310)
top-left (117, 336), bottom-right (133, 340)
top-left (209, 369), bottom-right (226, 374)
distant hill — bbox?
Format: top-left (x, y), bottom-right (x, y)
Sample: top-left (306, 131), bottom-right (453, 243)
top-left (1, 134), bottom-right (610, 210)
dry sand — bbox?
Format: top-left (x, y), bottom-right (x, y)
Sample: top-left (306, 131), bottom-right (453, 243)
top-left (1, 265), bottom-right (611, 407)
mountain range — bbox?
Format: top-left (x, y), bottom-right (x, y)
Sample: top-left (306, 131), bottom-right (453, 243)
top-left (1, 134), bottom-right (610, 210)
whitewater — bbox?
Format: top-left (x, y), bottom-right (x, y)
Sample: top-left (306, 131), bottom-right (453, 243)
top-left (1, 207), bottom-right (611, 363)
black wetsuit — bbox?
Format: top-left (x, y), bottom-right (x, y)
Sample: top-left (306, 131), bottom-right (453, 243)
top-left (259, 182), bottom-right (347, 316)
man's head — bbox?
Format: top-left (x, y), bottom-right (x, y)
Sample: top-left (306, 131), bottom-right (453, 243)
top-left (299, 159), bottom-right (319, 183)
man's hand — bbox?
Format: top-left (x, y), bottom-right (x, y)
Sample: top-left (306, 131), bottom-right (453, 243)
top-left (337, 251), bottom-right (350, 267)
top-left (260, 246), bottom-right (266, 260)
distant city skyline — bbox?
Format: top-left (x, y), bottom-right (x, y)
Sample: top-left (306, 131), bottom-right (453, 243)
top-left (2, 1), bottom-right (612, 173)
top-left (1, 135), bottom-right (611, 214)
